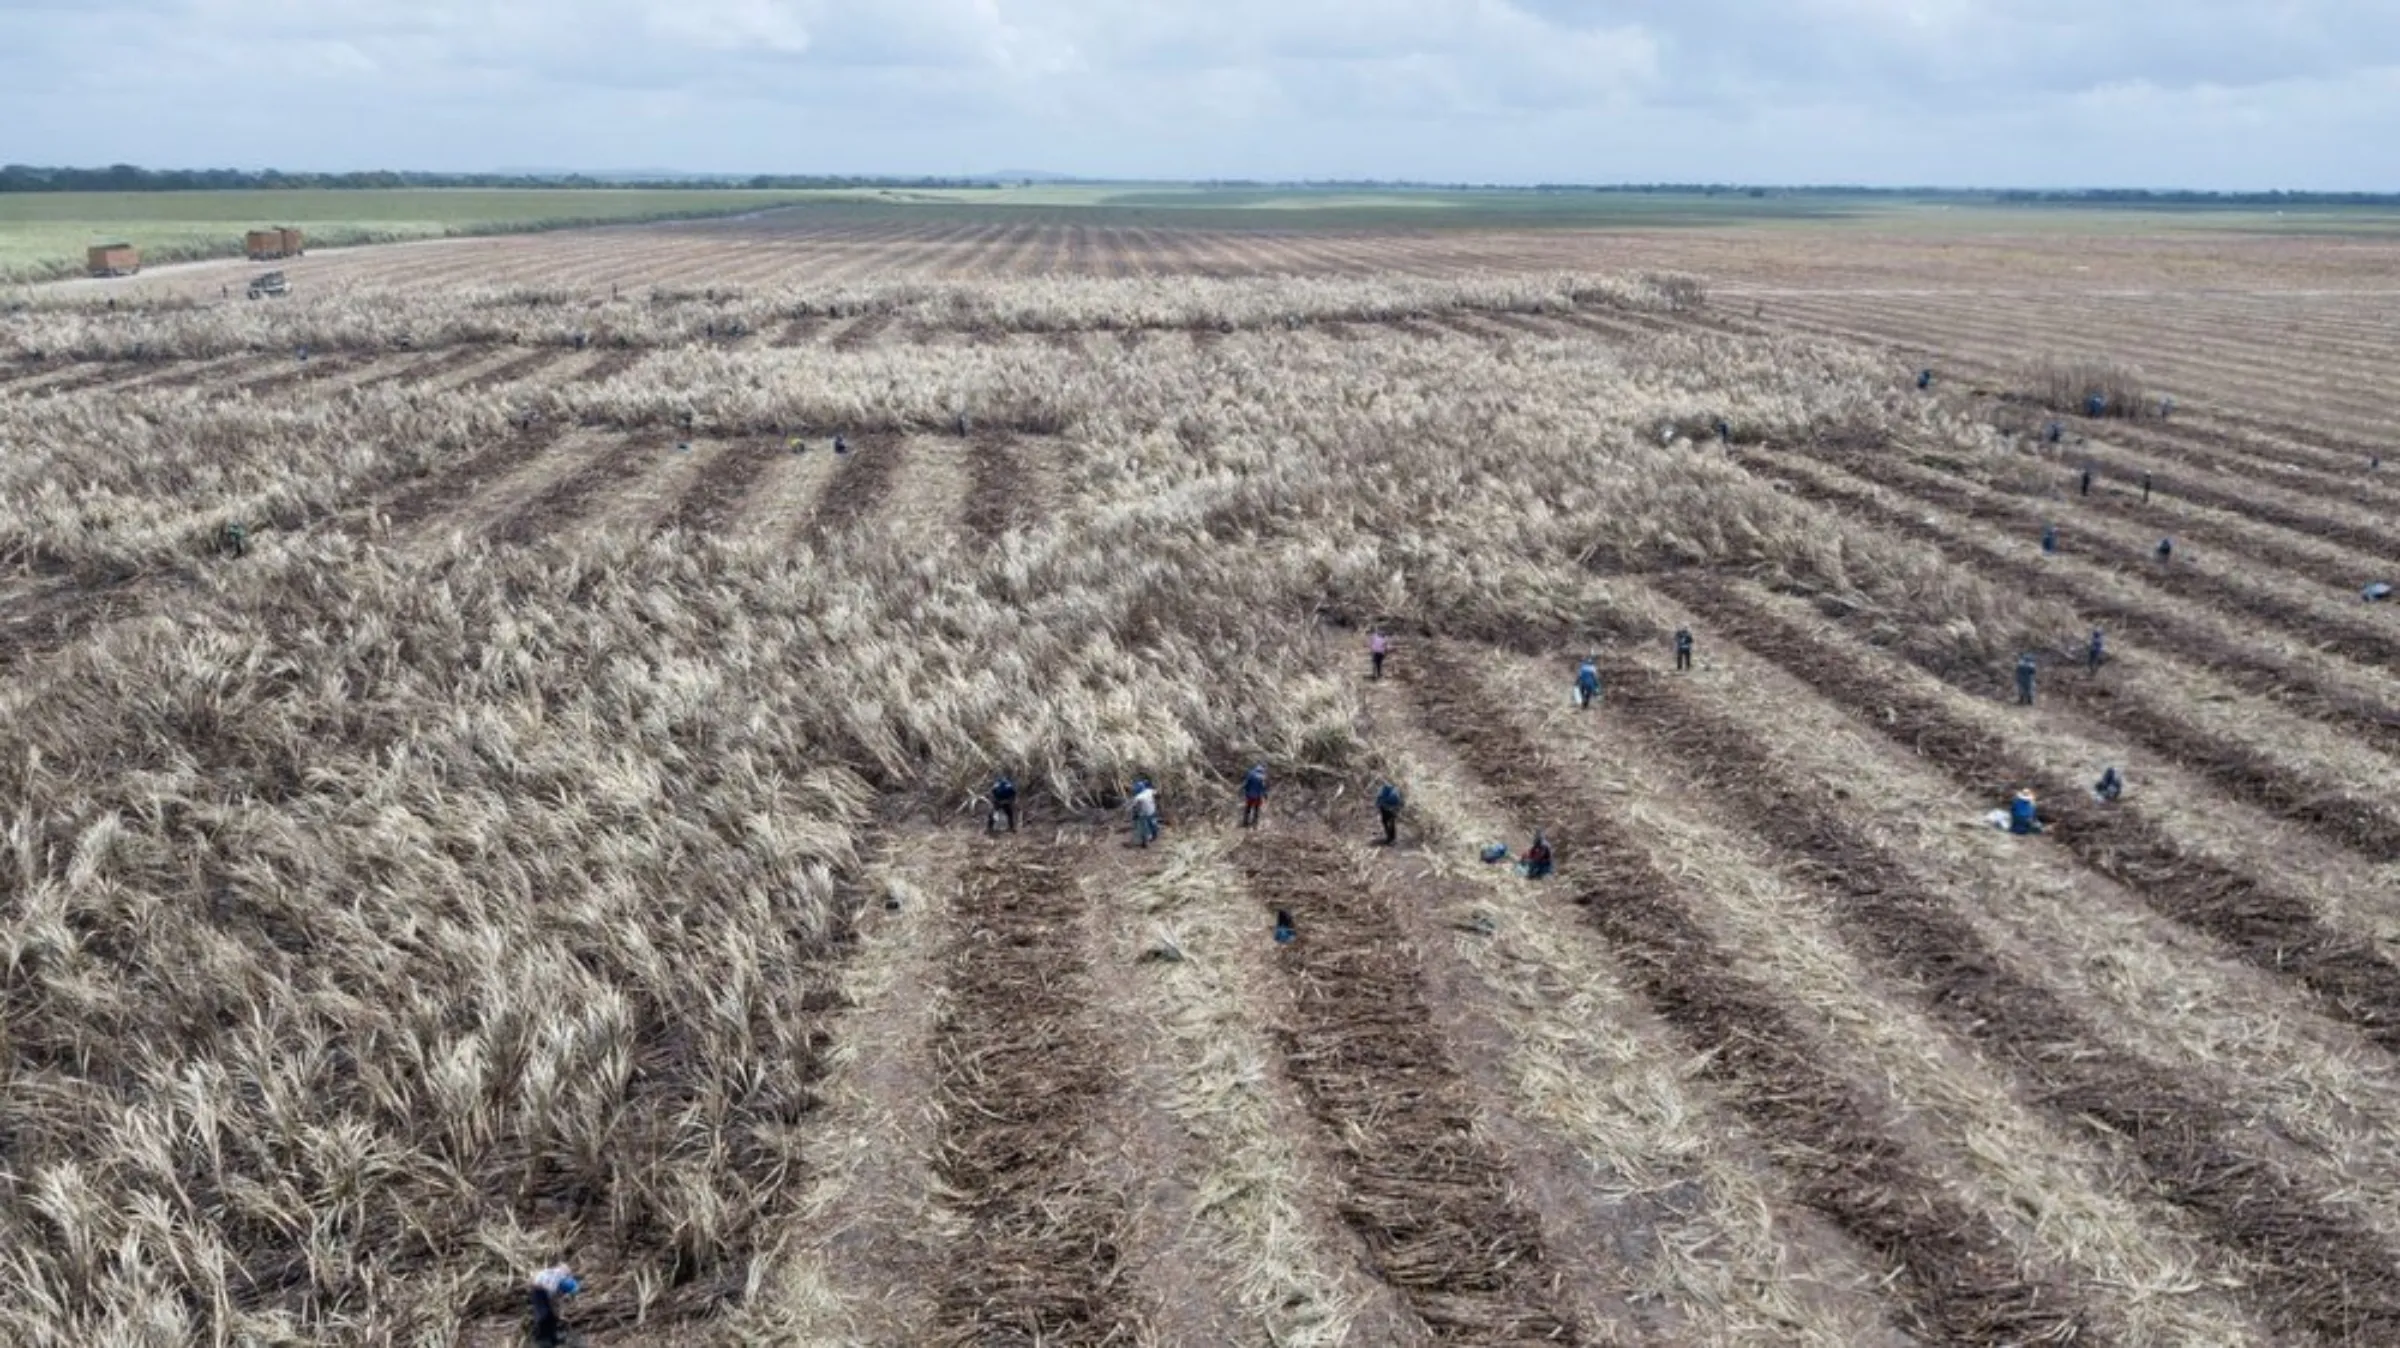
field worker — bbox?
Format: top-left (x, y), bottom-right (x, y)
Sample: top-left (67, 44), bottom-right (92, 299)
top-left (1917, 368), bottom-right (1933, 390)
top-left (955, 411), bottom-right (971, 437)
top-left (2156, 536), bottom-right (2174, 563)
top-left (2079, 467), bottom-right (2093, 497)
top-left (2045, 421), bottom-right (2064, 445)
top-left (1369, 630), bottom-right (1390, 680)
top-left (1714, 418), bottom-right (1731, 444)
top-left (2160, 396), bottom-right (2175, 418)
top-left (1575, 658), bottom-right (1601, 710)
top-left (1520, 831), bottom-right (1555, 880)
top-left (2041, 524), bottom-right (2058, 555)
top-left (2364, 582), bottom-right (2394, 603)
top-left (2015, 653), bottom-right (2038, 706)
top-left (2142, 473), bottom-right (2153, 502)
top-left (220, 523), bottom-right (247, 559)
top-left (988, 774), bottom-right (1018, 833)
top-left (834, 434), bottom-right (850, 456)
top-left (528, 1261), bottom-right (580, 1347)
top-left (1130, 779), bottom-right (1160, 848)
top-left (1240, 764), bottom-right (1269, 829)
top-left (1273, 909), bottom-right (1297, 945)
top-left (2093, 767), bottom-right (2124, 803)
top-left (1674, 627), bottom-right (1694, 671)
top-left (2009, 789), bottom-right (2044, 835)
top-left (1376, 781), bottom-right (1405, 845)
top-left (2373, 456), bottom-right (2383, 471)
top-left (2085, 393), bottom-right (2106, 418)
top-left (2087, 628), bottom-right (2106, 673)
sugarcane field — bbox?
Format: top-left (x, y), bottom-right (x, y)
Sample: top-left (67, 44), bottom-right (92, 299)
top-left (4, 198), bottom-right (2400, 1348)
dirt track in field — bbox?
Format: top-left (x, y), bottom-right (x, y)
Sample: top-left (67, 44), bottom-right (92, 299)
top-left (1654, 573), bottom-right (2400, 1056)
top-left (932, 845), bottom-right (1139, 1345)
top-left (488, 434), bottom-right (662, 544)
top-left (1403, 648), bottom-right (2084, 1346)
top-left (663, 439), bottom-right (785, 536)
top-left (1229, 830), bottom-right (1581, 1344)
top-left (455, 345), bottom-right (575, 395)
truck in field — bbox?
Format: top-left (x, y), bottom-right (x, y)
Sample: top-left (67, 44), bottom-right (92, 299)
top-left (87, 243), bottom-right (140, 277)
top-left (247, 271), bottom-right (289, 299)
top-left (246, 227), bottom-right (306, 261)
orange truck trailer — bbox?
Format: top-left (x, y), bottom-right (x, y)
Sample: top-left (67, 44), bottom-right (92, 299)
top-left (86, 244), bottom-right (140, 277)
top-left (246, 227), bottom-right (305, 261)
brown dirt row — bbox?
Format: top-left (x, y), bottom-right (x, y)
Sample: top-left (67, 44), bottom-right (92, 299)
top-left (134, 353), bottom-right (277, 395)
top-left (488, 435), bottom-right (661, 545)
top-left (1402, 649), bottom-right (2083, 1346)
top-left (1594, 653), bottom-right (2400, 1344)
top-left (1228, 830), bottom-right (1581, 1344)
top-left (663, 439), bottom-right (784, 537)
top-left (380, 425), bottom-right (571, 535)
top-left (829, 312), bottom-right (893, 352)
top-left (1973, 443), bottom-right (2392, 595)
top-left (16, 359), bottom-right (149, 397)
top-left (568, 347), bottom-right (646, 386)
top-left (1786, 438), bottom-right (2400, 675)
top-left (227, 351), bottom-right (378, 399)
top-left (2095, 415), bottom-right (2400, 517)
top-left (960, 434), bottom-right (1026, 544)
top-left (349, 343), bottom-right (493, 393)
top-left (770, 315), bottom-right (827, 348)
top-left (1653, 572), bottom-right (2400, 1056)
top-left (2040, 438), bottom-right (2397, 564)
top-left (802, 438), bottom-right (905, 547)
top-left (1756, 449), bottom-right (2400, 755)
top-left (1749, 450), bottom-right (2400, 838)
top-left (932, 844), bottom-right (1139, 1345)
top-left (454, 345), bottom-right (576, 396)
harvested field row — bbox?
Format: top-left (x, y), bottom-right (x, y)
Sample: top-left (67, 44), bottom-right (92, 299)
top-left (456, 345), bottom-right (577, 395)
top-left (1229, 830), bottom-right (1580, 1344)
top-left (933, 845), bottom-right (1137, 1344)
top-left (664, 438), bottom-right (787, 536)
top-left (1402, 649), bottom-right (2085, 1345)
top-left (1749, 448), bottom-right (2400, 828)
top-left (1745, 448), bottom-right (2400, 758)
top-left (1779, 438), bottom-right (2400, 677)
top-left (802, 439), bottom-right (906, 546)
top-left (489, 433), bottom-right (661, 545)
top-left (1584, 643), bottom-right (2400, 1345)
top-left (1653, 573), bottom-right (2400, 1055)
top-left (1765, 294), bottom-right (2400, 438)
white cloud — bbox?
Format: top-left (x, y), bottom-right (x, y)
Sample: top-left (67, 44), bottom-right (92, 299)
top-left (0, 0), bottom-right (2393, 186)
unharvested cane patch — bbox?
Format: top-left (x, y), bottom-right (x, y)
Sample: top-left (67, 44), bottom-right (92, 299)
top-left (1403, 649), bottom-right (2086, 1346)
top-left (1602, 655), bottom-right (2400, 1345)
top-left (1232, 831), bottom-right (1578, 1344)
top-left (931, 847), bottom-right (1138, 1346)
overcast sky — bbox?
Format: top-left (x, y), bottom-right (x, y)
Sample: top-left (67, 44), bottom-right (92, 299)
top-left (6, 0), bottom-right (2395, 188)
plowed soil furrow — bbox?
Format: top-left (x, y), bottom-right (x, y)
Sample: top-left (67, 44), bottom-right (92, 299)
top-left (1781, 441), bottom-right (2400, 674)
top-left (1753, 451), bottom-right (2400, 812)
top-left (771, 315), bottom-right (828, 348)
top-left (933, 846), bottom-right (1137, 1345)
top-left (1402, 651), bottom-right (2085, 1346)
top-left (1594, 652), bottom-right (2400, 1345)
top-left (1996, 454), bottom-right (2393, 595)
top-left (26, 361), bottom-right (151, 396)
top-left (664, 439), bottom-right (783, 535)
top-left (2065, 445), bottom-right (2393, 561)
top-left (378, 425), bottom-right (571, 535)
top-left (347, 344), bottom-right (489, 393)
top-left (1655, 573), bottom-right (2400, 1055)
top-left (2100, 417), bottom-right (2400, 515)
top-left (961, 435), bottom-right (1028, 543)
top-left (1229, 832), bottom-right (1580, 1345)
top-left (569, 347), bottom-right (647, 386)
top-left (803, 439), bottom-right (905, 546)
top-left (1768, 452), bottom-right (2400, 753)
top-left (830, 313), bottom-right (894, 352)
top-left (488, 435), bottom-right (659, 545)
top-left (0, 574), bottom-right (158, 672)
top-left (231, 352), bottom-right (378, 399)
top-left (455, 346), bottom-right (574, 395)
